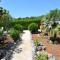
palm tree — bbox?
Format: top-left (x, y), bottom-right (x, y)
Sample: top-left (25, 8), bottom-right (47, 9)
top-left (46, 9), bottom-right (60, 24)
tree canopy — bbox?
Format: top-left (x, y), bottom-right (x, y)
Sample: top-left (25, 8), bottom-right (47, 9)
top-left (0, 7), bottom-right (12, 30)
top-left (0, 7), bottom-right (60, 30)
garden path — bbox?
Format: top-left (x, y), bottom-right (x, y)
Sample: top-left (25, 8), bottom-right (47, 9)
top-left (11, 30), bottom-right (33, 60)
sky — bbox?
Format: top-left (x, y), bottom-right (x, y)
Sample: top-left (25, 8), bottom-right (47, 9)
top-left (0, 0), bottom-right (60, 18)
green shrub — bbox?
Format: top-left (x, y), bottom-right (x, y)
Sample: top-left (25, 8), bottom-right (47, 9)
top-left (11, 18), bottom-right (40, 30)
top-left (36, 54), bottom-right (48, 60)
top-left (0, 31), bottom-right (3, 37)
top-left (10, 29), bottom-right (20, 41)
top-left (55, 25), bottom-right (60, 31)
top-left (14, 24), bottom-right (23, 32)
top-left (34, 39), bottom-right (39, 47)
top-left (28, 23), bottom-right (38, 33)
top-left (50, 29), bottom-right (57, 44)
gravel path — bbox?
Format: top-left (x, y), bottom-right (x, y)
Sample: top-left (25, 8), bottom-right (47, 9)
top-left (11, 30), bottom-right (33, 60)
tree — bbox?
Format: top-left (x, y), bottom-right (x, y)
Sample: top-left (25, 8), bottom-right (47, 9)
top-left (0, 7), bottom-right (3, 16)
top-left (0, 7), bottom-right (12, 30)
top-left (28, 23), bottom-right (38, 33)
top-left (46, 9), bottom-right (60, 22)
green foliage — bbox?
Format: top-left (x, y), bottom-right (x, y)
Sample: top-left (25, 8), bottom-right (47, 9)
top-left (50, 29), bottom-right (57, 44)
top-left (55, 25), bottom-right (60, 31)
top-left (36, 54), bottom-right (48, 60)
top-left (0, 7), bottom-right (12, 30)
top-left (0, 7), bottom-right (60, 32)
top-left (10, 9), bottom-right (60, 30)
top-left (10, 29), bottom-right (20, 41)
top-left (0, 31), bottom-right (2, 37)
top-left (28, 23), bottom-right (38, 33)
top-left (14, 24), bottom-right (23, 32)
top-left (11, 18), bottom-right (40, 30)
top-left (52, 22), bottom-right (58, 29)
top-left (34, 39), bottom-right (39, 47)
top-left (46, 9), bottom-right (60, 21)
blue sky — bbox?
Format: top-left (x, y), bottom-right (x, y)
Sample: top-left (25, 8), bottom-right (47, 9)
top-left (0, 0), bottom-right (60, 18)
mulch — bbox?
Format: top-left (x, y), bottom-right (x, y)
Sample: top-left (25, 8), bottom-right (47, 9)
top-left (32, 34), bottom-right (60, 60)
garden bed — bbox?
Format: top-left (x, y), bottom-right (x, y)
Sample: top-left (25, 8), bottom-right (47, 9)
top-left (32, 33), bottom-right (60, 60)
